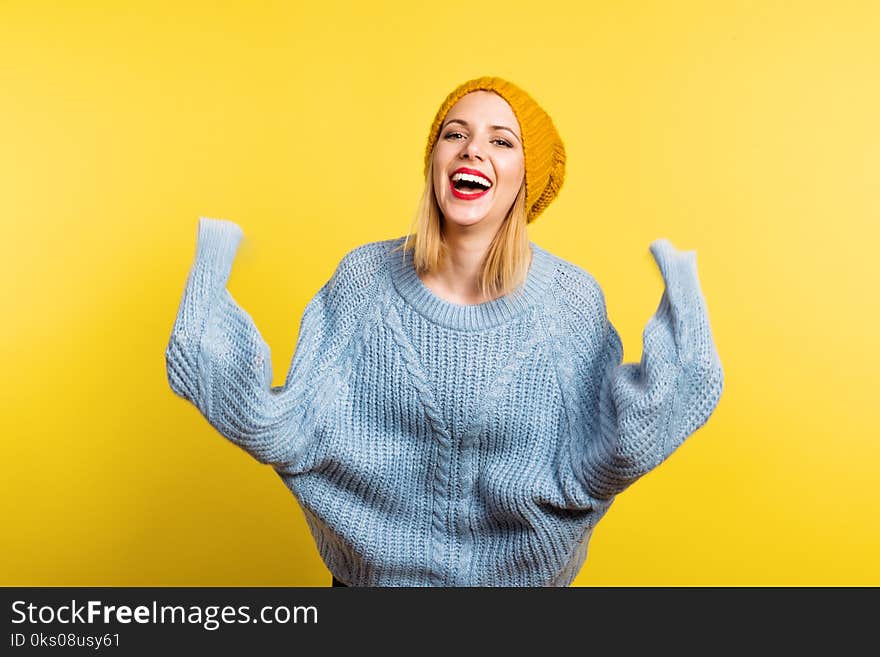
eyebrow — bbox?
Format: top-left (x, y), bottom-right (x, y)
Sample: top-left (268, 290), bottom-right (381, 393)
top-left (441, 118), bottom-right (521, 142)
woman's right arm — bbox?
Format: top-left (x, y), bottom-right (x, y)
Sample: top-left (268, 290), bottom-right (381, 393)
top-left (164, 217), bottom-right (331, 469)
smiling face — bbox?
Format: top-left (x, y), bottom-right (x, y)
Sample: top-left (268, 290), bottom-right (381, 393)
top-left (431, 90), bottom-right (525, 232)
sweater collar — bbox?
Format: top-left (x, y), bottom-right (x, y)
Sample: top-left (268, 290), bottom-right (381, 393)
top-left (388, 236), bottom-right (555, 331)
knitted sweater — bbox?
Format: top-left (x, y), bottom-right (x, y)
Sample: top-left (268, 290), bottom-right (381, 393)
top-left (165, 217), bottom-right (724, 587)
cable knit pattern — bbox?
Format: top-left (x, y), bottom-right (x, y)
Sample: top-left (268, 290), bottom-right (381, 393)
top-left (165, 217), bottom-right (724, 587)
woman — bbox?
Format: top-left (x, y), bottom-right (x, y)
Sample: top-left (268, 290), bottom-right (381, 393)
top-left (165, 76), bottom-right (724, 587)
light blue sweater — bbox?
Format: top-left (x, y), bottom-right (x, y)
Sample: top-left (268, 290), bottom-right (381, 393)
top-left (165, 217), bottom-right (724, 587)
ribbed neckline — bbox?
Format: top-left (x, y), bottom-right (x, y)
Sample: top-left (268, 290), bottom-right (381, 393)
top-left (388, 236), bottom-right (556, 331)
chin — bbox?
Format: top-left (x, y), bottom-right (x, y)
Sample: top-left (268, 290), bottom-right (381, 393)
top-left (441, 211), bottom-right (490, 228)
top-left (439, 199), bottom-right (496, 227)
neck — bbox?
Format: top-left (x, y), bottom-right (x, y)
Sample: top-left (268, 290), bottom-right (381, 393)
top-left (424, 221), bottom-right (499, 304)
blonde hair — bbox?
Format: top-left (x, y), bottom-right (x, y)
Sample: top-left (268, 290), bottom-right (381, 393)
top-left (392, 155), bottom-right (532, 302)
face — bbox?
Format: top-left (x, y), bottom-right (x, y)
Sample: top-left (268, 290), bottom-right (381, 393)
top-left (431, 91), bottom-right (525, 232)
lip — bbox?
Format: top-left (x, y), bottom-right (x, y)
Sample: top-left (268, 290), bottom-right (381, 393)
top-left (449, 167), bottom-right (493, 200)
top-left (450, 167), bottom-right (493, 185)
top-left (449, 178), bottom-right (491, 200)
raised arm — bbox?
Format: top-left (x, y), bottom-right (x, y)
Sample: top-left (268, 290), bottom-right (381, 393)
top-left (164, 217), bottom-right (329, 468)
top-left (577, 239), bottom-right (724, 500)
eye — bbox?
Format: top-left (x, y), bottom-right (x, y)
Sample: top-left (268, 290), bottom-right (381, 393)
top-left (443, 132), bottom-right (513, 148)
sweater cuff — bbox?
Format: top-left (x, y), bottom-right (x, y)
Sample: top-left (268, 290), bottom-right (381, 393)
top-left (649, 238), bottom-right (698, 292)
top-left (648, 238), bottom-right (703, 364)
top-left (195, 216), bottom-right (244, 288)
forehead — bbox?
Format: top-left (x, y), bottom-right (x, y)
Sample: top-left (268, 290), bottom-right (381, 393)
top-left (445, 91), bottom-right (519, 130)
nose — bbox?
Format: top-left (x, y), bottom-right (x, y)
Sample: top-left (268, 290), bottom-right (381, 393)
top-left (460, 138), bottom-right (484, 161)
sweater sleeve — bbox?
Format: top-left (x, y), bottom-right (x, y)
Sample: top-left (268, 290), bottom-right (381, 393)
top-left (575, 239), bottom-right (724, 500)
top-left (164, 217), bottom-right (331, 469)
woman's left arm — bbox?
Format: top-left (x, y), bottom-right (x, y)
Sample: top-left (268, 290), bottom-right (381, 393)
top-left (576, 239), bottom-right (725, 501)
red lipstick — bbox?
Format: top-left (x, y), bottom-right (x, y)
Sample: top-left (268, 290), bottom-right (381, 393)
top-left (449, 167), bottom-right (493, 200)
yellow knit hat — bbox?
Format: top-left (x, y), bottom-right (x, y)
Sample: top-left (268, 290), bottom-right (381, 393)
top-left (423, 76), bottom-right (566, 224)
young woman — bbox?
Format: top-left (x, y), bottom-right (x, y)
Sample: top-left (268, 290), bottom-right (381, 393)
top-left (165, 76), bottom-right (724, 587)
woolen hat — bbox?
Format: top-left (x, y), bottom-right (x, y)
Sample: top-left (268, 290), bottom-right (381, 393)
top-left (423, 76), bottom-right (566, 223)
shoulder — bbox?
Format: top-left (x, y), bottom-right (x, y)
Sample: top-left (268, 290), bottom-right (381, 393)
top-left (536, 246), bottom-right (608, 331)
top-left (536, 245), bottom-right (619, 370)
top-left (322, 236), bottom-right (402, 305)
top-left (337, 236), bottom-right (402, 271)
top-left (336, 236), bottom-right (402, 275)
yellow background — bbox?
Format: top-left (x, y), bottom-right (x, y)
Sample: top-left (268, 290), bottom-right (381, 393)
top-left (2, 0), bottom-right (878, 586)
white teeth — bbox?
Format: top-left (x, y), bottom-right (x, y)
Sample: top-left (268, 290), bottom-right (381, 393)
top-left (451, 172), bottom-right (492, 188)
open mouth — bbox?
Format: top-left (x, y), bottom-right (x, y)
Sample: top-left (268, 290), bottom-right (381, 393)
top-left (449, 171), bottom-right (492, 200)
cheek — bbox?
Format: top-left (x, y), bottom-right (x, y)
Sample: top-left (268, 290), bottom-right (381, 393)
top-left (499, 159), bottom-right (525, 190)
top-left (432, 149), bottom-right (450, 186)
